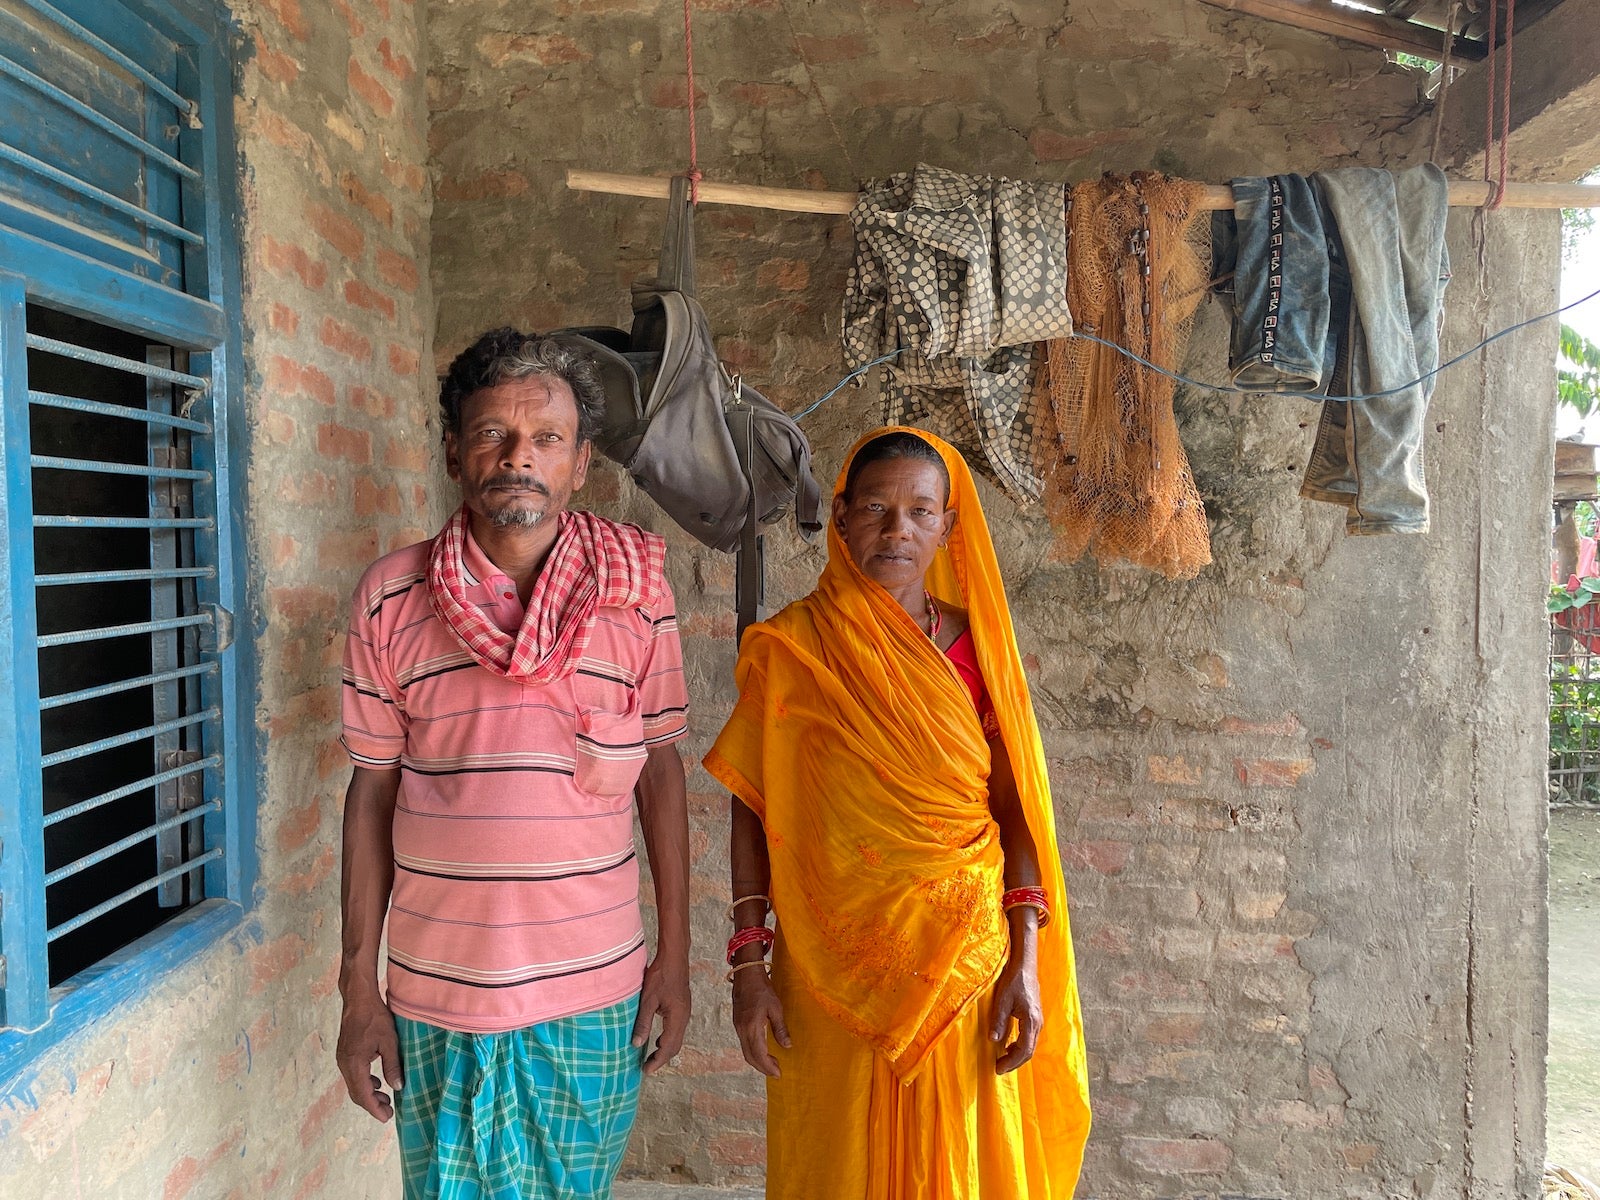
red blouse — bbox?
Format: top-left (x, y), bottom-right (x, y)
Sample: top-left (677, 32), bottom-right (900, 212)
top-left (944, 628), bottom-right (1002, 740)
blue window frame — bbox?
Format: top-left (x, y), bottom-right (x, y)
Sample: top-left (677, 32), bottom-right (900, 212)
top-left (0, 0), bottom-right (252, 1076)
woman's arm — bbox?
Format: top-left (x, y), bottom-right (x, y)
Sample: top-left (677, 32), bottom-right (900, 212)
top-left (987, 734), bottom-right (1045, 1074)
top-left (730, 795), bottom-right (790, 1076)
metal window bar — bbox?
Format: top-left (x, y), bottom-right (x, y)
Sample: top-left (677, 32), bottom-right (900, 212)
top-left (1549, 614), bottom-right (1600, 806)
top-left (30, 390), bottom-right (210, 434)
top-left (33, 515), bottom-right (211, 530)
top-left (45, 801), bottom-right (218, 886)
top-left (25, 336), bottom-right (207, 389)
top-left (35, 611), bottom-right (213, 649)
top-left (35, 566), bottom-right (214, 586)
top-left (42, 753), bottom-right (220, 828)
top-left (30, 453), bottom-right (210, 481)
top-left (46, 849), bottom-right (222, 943)
top-left (0, 52), bottom-right (200, 182)
top-left (39, 707), bottom-right (218, 769)
top-left (40, 661), bottom-right (216, 711)
top-left (0, 141), bottom-right (203, 246)
top-left (8, 0), bottom-right (198, 121)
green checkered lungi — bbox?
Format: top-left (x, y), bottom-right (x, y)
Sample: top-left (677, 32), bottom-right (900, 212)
top-left (395, 996), bottom-right (642, 1200)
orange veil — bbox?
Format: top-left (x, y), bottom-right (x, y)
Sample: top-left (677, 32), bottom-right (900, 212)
top-left (705, 426), bottom-right (1090, 1195)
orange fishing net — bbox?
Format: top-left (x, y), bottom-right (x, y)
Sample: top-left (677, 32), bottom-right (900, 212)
top-left (1041, 172), bottom-right (1213, 579)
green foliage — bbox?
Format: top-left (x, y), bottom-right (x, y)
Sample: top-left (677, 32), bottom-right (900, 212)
top-left (1551, 652), bottom-right (1600, 804)
top-left (1558, 323), bottom-right (1600, 419)
top-left (1564, 168), bottom-right (1600, 263)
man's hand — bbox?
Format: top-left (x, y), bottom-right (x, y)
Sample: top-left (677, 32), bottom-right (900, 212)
top-left (337, 994), bottom-right (403, 1121)
top-left (989, 949), bottom-right (1043, 1075)
top-left (732, 968), bottom-right (790, 1078)
top-left (631, 952), bottom-right (690, 1074)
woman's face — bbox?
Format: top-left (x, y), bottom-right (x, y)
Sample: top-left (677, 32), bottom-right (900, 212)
top-left (833, 457), bottom-right (955, 591)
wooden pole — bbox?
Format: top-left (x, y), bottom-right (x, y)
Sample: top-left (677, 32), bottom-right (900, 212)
top-left (567, 168), bottom-right (1600, 215)
top-left (1194, 0), bottom-right (1487, 64)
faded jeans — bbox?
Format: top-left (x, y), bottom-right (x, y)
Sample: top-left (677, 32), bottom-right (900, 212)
top-left (1304, 164), bottom-right (1450, 535)
top-left (1215, 165), bottom-right (1450, 534)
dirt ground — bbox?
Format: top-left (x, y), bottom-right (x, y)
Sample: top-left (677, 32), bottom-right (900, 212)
top-left (1550, 806), bottom-right (1600, 1183)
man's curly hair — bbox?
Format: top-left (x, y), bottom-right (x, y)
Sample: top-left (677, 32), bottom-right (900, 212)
top-left (438, 328), bottom-right (606, 443)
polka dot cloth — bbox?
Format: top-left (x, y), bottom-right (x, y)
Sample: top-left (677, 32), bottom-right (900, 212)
top-left (841, 165), bottom-right (1072, 502)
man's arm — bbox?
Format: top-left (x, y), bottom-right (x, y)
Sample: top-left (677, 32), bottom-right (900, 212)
top-left (631, 742), bottom-right (691, 1074)
top-left (336, 765), bottom-right (403, 1120)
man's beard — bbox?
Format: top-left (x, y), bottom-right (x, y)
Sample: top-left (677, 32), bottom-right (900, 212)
top-left (490, 505), bottom-right (547, 529)
top-left (482, 473), bottom-right (551, 528)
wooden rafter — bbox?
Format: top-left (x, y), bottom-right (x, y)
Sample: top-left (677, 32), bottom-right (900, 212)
top-left (1195, 0), bottom-right (1489, 62)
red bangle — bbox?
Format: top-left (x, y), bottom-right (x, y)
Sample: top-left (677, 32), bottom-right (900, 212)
top-left (1002, 887), bottom-right (1051, 928)
top-left (726, 926), bottom-right (775, 964)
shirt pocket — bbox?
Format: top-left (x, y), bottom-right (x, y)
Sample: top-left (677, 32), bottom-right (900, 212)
top-left (574, 681), bottom-right (648, 797)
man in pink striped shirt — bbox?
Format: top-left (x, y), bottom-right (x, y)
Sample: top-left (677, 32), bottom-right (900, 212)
top-left (336, 329), bottom-right (691, 1199)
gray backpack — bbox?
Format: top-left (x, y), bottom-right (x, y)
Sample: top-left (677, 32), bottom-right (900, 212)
top-left (552, 177), bottom-right (821, 631)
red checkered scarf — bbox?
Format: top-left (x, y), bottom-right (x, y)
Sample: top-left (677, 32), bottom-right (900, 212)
top-left (426, 505), bottom-right (666, 684)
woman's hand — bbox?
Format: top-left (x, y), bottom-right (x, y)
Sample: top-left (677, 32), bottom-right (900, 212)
top-left (989, 945), bottom-right (1043, 1075)
top-left (732, 967), bottom-right (791, 1077)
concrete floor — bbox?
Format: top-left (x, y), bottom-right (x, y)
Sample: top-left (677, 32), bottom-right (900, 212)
top-left (1549, 806), bottom-right (1600, 1184)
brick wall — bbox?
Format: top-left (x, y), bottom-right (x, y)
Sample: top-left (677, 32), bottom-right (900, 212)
top-left (427, 2), bottom-right (1550, 1197)
top-left (0, 0), bottom-right (433, 1195)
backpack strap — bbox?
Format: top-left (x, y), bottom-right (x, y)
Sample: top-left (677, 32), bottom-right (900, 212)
top-left (728, 396), bottom-right (765, 640)
top-left (658, 175), bottom-right (697, 297)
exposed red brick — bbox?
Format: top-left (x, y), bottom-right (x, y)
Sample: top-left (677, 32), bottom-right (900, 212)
top-left (291, 1158), bottom-right (329, 1200)
top-left (1029, 127), bottom-right (1137, 162)
top-left (376, 247), bottom-right (420, 293)
top-left (384, 526), bottom-right (429, 554)
top-left (252, 33), bottom-right (301, 85)
top-left (1343, 1142), bottom-right (1380, 1168)
top-left (1233, 889), bottom-right (1287, 920)
top-left (349, 385), bottom-right (397, 418)
top-left (436, 170), bottom-right (530, 202)
top-left (282, 845), bottom-right (337, 896)
top-left (477, 31), bottom-right (591, 68)
top-left (259, 0), bottom-right (309, 40)
top-left (319, 315), bottom-right (374, 361)
top-left (355, 477), bottom-right (402, 516)
top-left (1232, 757), bottom-right (1314, 788)
top-left (269, 585), bottom-right (340, 627)
top-left (348, 58), bottom-right (396, 117)
top-left (277, 470), bottom-right (338, 506)
top-left (165, 1156), bottom-right (203, 1200)
top-left (378, 37), bottom-right (416, 79)
top-left (268, 533), bottom-right (298, 570)
top-left (1217, 932), bottom-right (1297, 962)
top-left (247, 932), bottom-right (307, 996)
top-left (267, 302), bottom-right (300, 336)
top-left (276, 797), bottom-right (323, 852)
top-left (1138, 1014), bottom-right (1206, 1045)
top-left (344, 279), bottom-right (397, 320)
top-left (756, 258), bottom-right (811, 291)
top-left (339, 170), bottom-right (393, 227)
top-left (385, 439), bottom-right (431, 472)
top-left (266, 355), bottom-right (336, 405)
top-left (382, 158), bottom-right (428, 194)
top-left (691, 1089), bottom-right (765, 1120)
top-left (1219, 713), bottom-right (1304, 737)
top-left (708, 1132), bottom-right (764, 1166)
top-left (261, 410), bottom-right (298, 446)
top-left (1147, 754), bottom-right (1202, 785)
top-left (1061, 839), bottom-right (1131, 875)
top-left (648, 77), bottom-right (708, 109)
top-left (792, 33), bottom-right (870, 62)
top-left (256, 110), bottom-right (310, 153)
top-left (318, 528), bottom-right (381, 571)
top-left (857, 74), bottom-right (978, 108)
top-left (332, 0), bottom-right (364, 37)
top-left (388, 342), bottom-right (421, 376)
top-left (1121, 1136), bottom-right (1232, 1175)
top-left (317, 422), bottom-right (373, 464)
top-left (305, 201), bottom-right (365, 260)
top-left (260, 236), bottom-right (327, 290)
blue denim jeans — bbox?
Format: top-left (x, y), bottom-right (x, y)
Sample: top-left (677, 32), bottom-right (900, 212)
top-left (1303, 164), bottom-right (1450, 535)
top-left (1215, 166), bottom-right (1450, 534)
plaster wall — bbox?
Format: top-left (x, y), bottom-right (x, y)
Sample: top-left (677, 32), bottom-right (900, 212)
top-left (425, 2), bottom-right (1552, 1197)
top-left (0, 0), bottom-right (435, 1195)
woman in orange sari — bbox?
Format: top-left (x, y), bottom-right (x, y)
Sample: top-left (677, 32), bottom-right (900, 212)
top-left (704, 427), bottom-right (1091, 1199)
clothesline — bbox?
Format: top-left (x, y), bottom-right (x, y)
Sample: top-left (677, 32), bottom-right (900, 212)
top-left (567, 168), bottom-right (1600, 214)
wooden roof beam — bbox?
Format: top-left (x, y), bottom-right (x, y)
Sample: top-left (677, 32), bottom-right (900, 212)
top-left (1195, 0), bottom-right (1488, 62)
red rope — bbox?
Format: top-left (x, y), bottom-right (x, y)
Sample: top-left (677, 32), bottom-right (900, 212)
top-left (682, 0), bottom-right (701, 203)
top-left (1483, 0), bottom-right (1514, 210)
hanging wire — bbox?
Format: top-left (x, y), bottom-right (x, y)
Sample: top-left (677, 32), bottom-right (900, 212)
top-left (796, 284), bottom-right (1600, 421)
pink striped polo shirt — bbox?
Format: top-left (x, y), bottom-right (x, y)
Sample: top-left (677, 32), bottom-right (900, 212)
top-left (341, 523), bottom-right (689, 1033)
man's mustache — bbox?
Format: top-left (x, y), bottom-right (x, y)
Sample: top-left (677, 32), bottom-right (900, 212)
top-left (483, 474), bottom-right (549, 496)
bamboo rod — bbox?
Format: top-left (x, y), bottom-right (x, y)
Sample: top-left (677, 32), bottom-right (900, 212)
top-left (567, 168), bottom-right (1600, 214)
